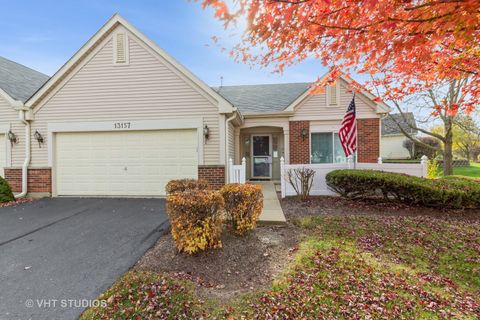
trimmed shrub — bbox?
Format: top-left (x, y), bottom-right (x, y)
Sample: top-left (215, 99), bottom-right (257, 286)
top-left (166, 190), bottom-right (225, 254)
top-left (0, 176), bottom-right (14, 203)
top-left (326, 169), bottom-right (480, 209)
top-left (220, 183), bottom-right (263, 235)
top-left (165, 179), bottom-right (210, 194)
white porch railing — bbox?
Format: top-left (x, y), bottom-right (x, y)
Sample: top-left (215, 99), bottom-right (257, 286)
top-left (229, 157), bottom-right (246, 184)
top-left (280, 155), bottom-right (428, 198)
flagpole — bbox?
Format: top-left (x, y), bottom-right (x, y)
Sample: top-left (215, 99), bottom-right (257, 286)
top-left (354, 92), bottom-right (357, 169)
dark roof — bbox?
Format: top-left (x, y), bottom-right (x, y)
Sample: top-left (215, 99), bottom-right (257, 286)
top-left (382, 113), bottom-right (417, 136)
top-left (0, 56), bottom-right (49, 102)
top-left (213, 83), bottom-right (310, 113)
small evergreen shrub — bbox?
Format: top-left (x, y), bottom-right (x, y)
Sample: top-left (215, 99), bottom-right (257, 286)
top-left (220, 183), bottom-right (263, 235)
top-left (326, 169), bottom-right (480, 209)
top-left (165, 179), bottom-right (210, 194)
top-left (0, 176), bottom-right (14, 203)
top-left (166, 190), bottom-right (225, 254)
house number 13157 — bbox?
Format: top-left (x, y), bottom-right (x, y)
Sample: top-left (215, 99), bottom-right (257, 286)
top-left (114, 122), bottom-right (131, 129)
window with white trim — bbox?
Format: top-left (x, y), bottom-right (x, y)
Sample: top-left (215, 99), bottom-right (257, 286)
top-left (114, 33), bottom-right (128, 64)
top-left (311, 132), bottom-right (347, 163)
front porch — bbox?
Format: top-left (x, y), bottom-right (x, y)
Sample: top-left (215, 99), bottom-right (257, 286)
top-left (234, 124), bottom-right (289, 182)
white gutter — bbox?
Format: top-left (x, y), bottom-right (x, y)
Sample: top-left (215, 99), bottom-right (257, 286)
top-left (15, 110), bottom-right (30, 198)
top-left (225, 111), bottom-right (237, 183)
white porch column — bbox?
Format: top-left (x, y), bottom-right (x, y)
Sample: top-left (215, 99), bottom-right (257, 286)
top-left (234, 128), bottom-right (241, 164)
top-left (283, 129), bottom-right (290, 164)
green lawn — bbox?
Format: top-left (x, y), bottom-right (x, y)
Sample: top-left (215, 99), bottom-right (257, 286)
top-left (453, 162), bottom-right (480, 177)
top-left (82, 215), bottom-right (480, 319)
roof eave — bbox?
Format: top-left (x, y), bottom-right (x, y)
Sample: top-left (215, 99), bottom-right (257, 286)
top-left (243, 111), bottom-right (294, 118)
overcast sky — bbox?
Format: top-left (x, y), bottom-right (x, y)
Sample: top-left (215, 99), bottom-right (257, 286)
top-left (0, 0), bottom-right (330, 86)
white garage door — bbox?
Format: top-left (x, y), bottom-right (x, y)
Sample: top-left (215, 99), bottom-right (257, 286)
top-left (0, 134), bottom-right (5, 177)
top-left (55, 129), bottom-right (198, 196)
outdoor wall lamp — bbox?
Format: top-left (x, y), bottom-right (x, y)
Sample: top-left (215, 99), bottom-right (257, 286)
top-left (203, 124), bottom-right (210, 140)
top-left (7, 130), bottom-right (17, 146)
top-left (301, 128), bottom-right (309, 140)
top-left (34, 130), bottom-right (44, 147)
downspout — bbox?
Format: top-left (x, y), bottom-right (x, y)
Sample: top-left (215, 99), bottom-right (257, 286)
top-left (15, 110), bottom-right (30, 198)
top-left (225, 110), bottom-right (237, 183)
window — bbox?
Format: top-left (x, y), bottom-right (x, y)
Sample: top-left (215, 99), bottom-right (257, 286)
top-left (311, 132), bottom-right (347, 163)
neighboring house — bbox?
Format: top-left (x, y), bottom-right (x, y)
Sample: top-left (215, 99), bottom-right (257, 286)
top-left (0, 14), bottom-right (389, 197)
top-left (381, 113), bottom-right (417, 159)
top-left (0, 57), bottom-right (49, 179)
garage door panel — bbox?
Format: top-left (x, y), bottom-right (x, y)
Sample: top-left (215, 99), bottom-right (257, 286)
top-left (55, 130), bottom-right (198, 196)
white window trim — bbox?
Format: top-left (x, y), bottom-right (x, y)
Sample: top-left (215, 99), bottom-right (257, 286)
top-left (113, 31), bottom-right (129, 65)
top-left (326, 82), bottom-right (341, 107)
top-left (310, 130), bottom-right (353, 164)
top-left (47, 119), bottom-right (205, 168)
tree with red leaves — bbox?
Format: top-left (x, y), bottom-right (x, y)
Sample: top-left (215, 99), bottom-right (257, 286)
top-left (200, 0), bottom-right (479, 174)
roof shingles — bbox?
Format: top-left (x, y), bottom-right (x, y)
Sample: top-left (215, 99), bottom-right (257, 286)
top-left (213, 83), bottom-right (310, 114)
top-left (0, 56), bottom-right (49, 102)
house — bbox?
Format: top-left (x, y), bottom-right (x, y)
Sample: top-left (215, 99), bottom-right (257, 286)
top-left (0, 14), bottom-right (389, 197)
top-left (0, 56), bottom-right (49, 181)
top-left (381, 113), bottom-right (417, 160)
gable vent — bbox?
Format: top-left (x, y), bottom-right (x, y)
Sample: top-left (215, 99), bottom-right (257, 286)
top-left (328, 84), bottom-right (338, 105)
top-left (115, 33), bottom-right (127, 64)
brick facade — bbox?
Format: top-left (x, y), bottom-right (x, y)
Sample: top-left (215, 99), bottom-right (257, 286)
top-left (357, 118), bottom-right (380, 163)
top-left (198, 165), bottom-right (225, 189)
top-left (4, 168), bottom-right (52, 194)
top-left (289, 121), bottom-right (310, 164)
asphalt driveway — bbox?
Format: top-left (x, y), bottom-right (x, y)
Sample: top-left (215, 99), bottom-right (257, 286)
top-left (0, 197), bottom-right (168, 320)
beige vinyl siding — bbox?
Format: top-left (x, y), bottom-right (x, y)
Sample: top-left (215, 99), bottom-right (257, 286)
top-left (0, 96), bottom-right (25, 167)
top-left (381, 135), bottom-right (410, 159)
top-left (31, 26), bottom-right (221, 167)
top-left (227, 122), bottom-right (235, 162)
top-left (291, 79), bottom-right (379, 120)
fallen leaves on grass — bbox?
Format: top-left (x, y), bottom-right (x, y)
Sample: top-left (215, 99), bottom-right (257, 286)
top-left (81, 271), bottom-right (207, 320)
top-left (246, 246), bottom-right (479, 319)
top-left (298, 215), bottom-right (480, 291)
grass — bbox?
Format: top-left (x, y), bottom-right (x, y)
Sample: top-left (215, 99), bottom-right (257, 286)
top-left (81, 215), bottom-right (480, 319)
top-left (453, 162), bottom-right (480, 177)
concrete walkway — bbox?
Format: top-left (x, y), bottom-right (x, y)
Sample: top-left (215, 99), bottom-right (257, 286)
top-left (255, 181), bottom-right (287, 225)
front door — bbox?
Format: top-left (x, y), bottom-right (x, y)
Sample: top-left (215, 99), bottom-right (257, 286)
top-left (252, 135), bottom-right (272, 178)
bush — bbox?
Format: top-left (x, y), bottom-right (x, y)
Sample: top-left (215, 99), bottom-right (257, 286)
top-left (286, 167), bottom-right (316, 201)
top-left (427, 159), bottom-right (441, 179)
top-left (326, 169), bottom-right (480, 209)
top-left (220, 183), bottom-right (263, 235)
top-left (165, 179), bottom-right (210, 194)
top-left (0, 176), bottom-right (14, 203)
top-left (166, 190), bottom-right (225, 254)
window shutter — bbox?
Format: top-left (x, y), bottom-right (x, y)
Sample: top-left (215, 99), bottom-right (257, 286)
top-left (329, 84), bottom-right (337, 105)
top-left (115, 33), bottom-right (126, 63)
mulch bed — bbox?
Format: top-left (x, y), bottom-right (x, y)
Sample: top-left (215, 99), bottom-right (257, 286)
top-left (281, 195), bottom-right (480, 221)
top-left (0, 198), bottom-right (34, 208)
top-left (134, 225), bottom-right (301, 302)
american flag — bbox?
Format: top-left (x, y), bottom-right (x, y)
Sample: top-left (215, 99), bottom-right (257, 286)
top-left (338, 96), bottom-right (357, 157)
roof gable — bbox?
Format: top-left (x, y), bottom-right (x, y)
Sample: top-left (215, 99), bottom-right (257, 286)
top-left (285, 72), bottom-right (390, 114)
top-left (26, 14), bottom-right (233, 113)
top-left (0, 56), bottom-right (49, 103)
